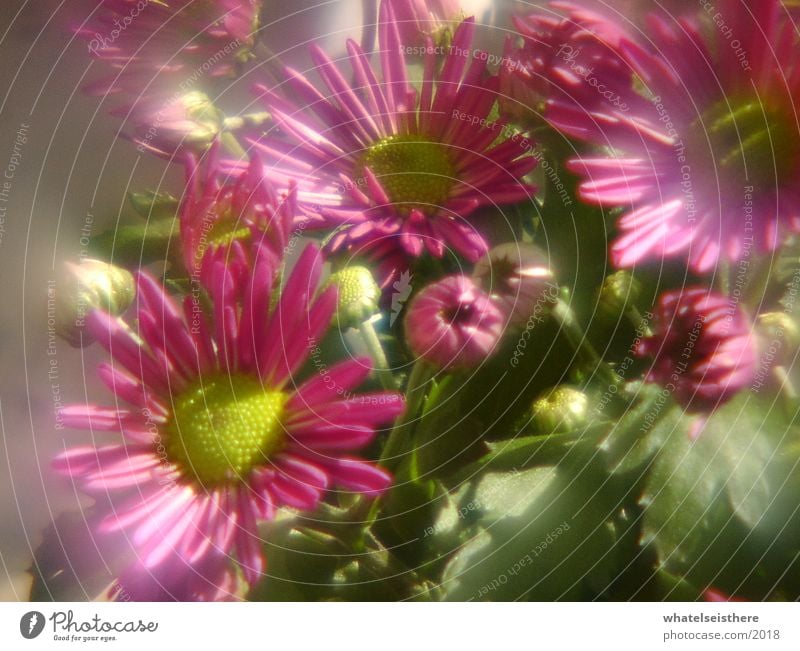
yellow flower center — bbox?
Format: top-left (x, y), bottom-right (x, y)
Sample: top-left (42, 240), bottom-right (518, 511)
top-left (207, 214), bottom-right (252, 248)
top-left (165, 374), bottom-right (288, 486)
top-left (360, 135), bottom-right (456, 215)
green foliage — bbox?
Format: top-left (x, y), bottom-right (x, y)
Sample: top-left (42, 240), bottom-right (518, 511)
top-left (640, 393), bottom-right (800, 599)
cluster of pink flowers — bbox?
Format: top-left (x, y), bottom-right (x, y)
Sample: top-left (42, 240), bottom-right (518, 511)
top-left (53, 0), bottom-right (798, 600)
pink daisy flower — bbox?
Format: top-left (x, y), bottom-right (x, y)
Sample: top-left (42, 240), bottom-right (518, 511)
top-left (636, 287), bottom-right (756, 416)
top-left (405, 274), bottom-right (504, 369)
top-left (54, 243), bottom-right (403, 600)
top-left (250, 5), bottom-right (537, 273)
top-left (501, 2), bottom-right (633, 121)
top-left (543, 0), bottom-right (800, 271)
top-left (388, 0), bottom-right (462, 45)
top-left (179, 145), bottom-right (295, 281)
top-left (79, 0), bottom-right (261, 97)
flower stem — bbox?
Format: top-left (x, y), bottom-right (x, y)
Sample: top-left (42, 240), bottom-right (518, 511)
top-left (625, 304), bottom-right (653, 336)
top-left (551, 297), bottom-right (620, 387)
top-left (220, 131), bottom-right (247, 159)
top-left (773, 365), bottom-right (798, 403)
top-left (380, 360), bottom-right (433, 464)
top-left (358, 317), bottom-right (396, 390)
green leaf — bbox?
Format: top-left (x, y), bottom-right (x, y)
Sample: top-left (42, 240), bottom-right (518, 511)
top-left (641, 393), bottom-right (800, 597)
top-left (128, 190), bottom-right (179, 220)
top-left (600, 384), bottom-right (681, 475)
top-left (441, 461), bottom-right (628, 600)
top-left (246, 518), bottom-right (349, 601)
top-left (88, 215), bottom-right (179, 267)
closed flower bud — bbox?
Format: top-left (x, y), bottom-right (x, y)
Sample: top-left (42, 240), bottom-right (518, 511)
top-left (128, 91), bottom-right (224, 155)
top-left (597, 270), bottom-right (642, 319)
top-left (757, 312), bottom-right (800, 351)
top-left (388, 0), bottom-right (463, 47)
top-left (636, 288), bottom-right (756, 413)
top-left (532, 385), bottom-right (589, 434)
top-left (56, 259), bottom-right (135, 347)
top-left (406, 274), bottom-right (504, 369)
top-left (326, 266), bottom-right (381, 329)
top-left (473, 242), bottom-right (557, 327)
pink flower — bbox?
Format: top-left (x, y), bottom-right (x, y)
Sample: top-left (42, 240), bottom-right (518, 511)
top-left (387, 0), bottom-right (462, 45)
top-left (179, 145), bottom-right (295, 282)
top-left (250, 4), bottom-right (537, 277)
top-left (54, 243), bottom-right (403, 600)
top-left (405, 274), bottom-right (504, 369)
top-left (704, 588), bottom-right (748, 602)
top-left (501, 2), bottom-right (633, 121)
top-left (543, 0), bottom-right (800, 272)
top-left (636, 287), bottom-right (756, 415)
top-left (78, 0), bottom-right (260, 97)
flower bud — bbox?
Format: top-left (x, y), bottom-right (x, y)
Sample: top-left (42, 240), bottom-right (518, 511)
top-left (756, 312), bottom-right (800, 351)
top-left (129, 91), bottom-right (224, 155)
top-left (532, 385), bottom-right (589, 434)
top-left (388, 0), bottom-right (463, 48)
top-left (473, 242), bottom-right (557, 327)
top-left (55, 259), bottom-right (135, 347)
top-left (636, 287), bottom-right (756, 413)
top-left (406, 274), bottom-right (504, 369)
top-left (597, 270), bottom-right (642, 319)
top-left (326, 266), bottom-right (381, 329)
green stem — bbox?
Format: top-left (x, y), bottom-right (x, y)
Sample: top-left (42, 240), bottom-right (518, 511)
top-left (551, 298), bottom-right (619, 387)
top-left (220, 131), bottom-right (247, 159)
top-left (380, 360), bottom-right (433, 463)
top-left (360, 360), bottom-right (435, 527)
top-left (626, 304), bottom-right (653, 336)
top-left (773, 366), bottom-right (798, 402)
top-left (359, 317), bottom-right (396, 390)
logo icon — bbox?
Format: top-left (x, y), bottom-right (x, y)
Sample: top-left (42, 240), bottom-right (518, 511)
top-left (20, 611), bottom-right (45, 639)
top-left (389, 270), bottom-right (413, 326)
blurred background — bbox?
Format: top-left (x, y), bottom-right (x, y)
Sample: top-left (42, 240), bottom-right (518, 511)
top-left (0, 0), bottom-right (661, 600)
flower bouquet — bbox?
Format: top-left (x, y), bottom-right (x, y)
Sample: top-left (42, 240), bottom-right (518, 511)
top-left (29, 0), bottom-right (800, 601)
